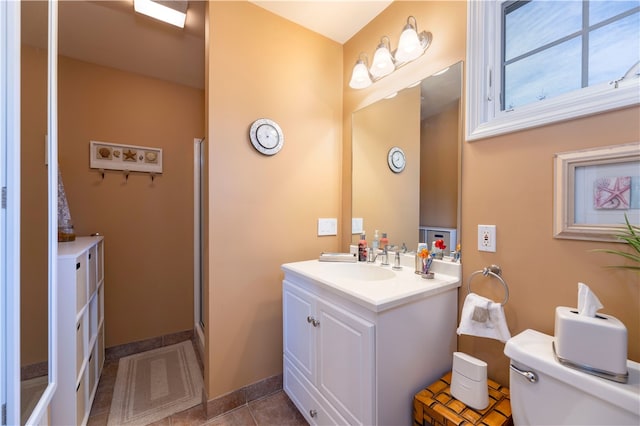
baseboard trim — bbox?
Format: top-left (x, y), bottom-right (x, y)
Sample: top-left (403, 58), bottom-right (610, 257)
top-left (105, 329), bottom-right (194, 362)
top-left (202, 373), bottom-right (283, 419)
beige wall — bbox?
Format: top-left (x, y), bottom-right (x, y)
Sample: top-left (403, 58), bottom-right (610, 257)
top-left (205, 2), bottom-right (343, 398)
top-left (420, 101), bottom-right (459, 229)
top-left (352, 86), bottom-right (421, 248)
top-left (58, 56), bottom-right (204, 347)
top-left (460, 108), bottom-right (640, 385)
top-left (344, 1), bottom-right (639, 388)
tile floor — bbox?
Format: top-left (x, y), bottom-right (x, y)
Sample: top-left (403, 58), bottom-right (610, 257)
top-left (87, 341), bottom-right (308, 426)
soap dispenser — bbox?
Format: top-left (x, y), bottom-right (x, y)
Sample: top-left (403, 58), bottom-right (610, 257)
top-left (372, 229), bottom-right (380, 254)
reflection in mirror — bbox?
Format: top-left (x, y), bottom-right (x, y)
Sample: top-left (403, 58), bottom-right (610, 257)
top-left (352, 62), bottom-right (462, 254)
top-left (20, 1), bottom-right (49, 424)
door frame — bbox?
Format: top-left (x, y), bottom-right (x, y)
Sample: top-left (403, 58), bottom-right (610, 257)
top-left (193, 138), bottom-right (204, 351)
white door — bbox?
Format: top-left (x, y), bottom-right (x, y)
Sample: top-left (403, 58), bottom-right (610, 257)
top-left (2, 1), bottom-right (58, 424)
top-left (1, 0), bottom-right (23, 423)
top-left (316, 299), bottom-right (375, 426)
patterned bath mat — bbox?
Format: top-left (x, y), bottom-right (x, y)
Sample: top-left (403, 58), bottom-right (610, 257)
top-left (108, 341), bottom-right (203, 425)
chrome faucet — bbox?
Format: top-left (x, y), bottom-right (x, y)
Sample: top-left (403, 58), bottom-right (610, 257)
top-left (367, 245), bottom-right (390, 265)
top-left (392, 251), bottom-right (402, 270)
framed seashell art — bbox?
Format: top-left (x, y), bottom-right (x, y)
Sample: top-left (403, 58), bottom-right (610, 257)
top-left (553, 142), bottom-right (639, 242)
top-left (90, 140), bottom-right (162, 174)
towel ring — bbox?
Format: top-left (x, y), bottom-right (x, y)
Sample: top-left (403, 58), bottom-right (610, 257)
top-left (467, 264), bottom-right (509, 306)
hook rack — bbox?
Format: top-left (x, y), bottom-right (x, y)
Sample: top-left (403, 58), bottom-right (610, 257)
top-left (467, 264), bottom-right (509, 305)
top-left (96, 168), bottom-right (160, 183)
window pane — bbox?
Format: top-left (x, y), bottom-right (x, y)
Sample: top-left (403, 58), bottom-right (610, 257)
top-left (589, 11), bottom-right (640, 86)
top-left (590, 1), bottom-right (639, 26)
top-left (504, 37), bottom-right (582, 109)
top-left (505, 0), bottom-right (582, 61)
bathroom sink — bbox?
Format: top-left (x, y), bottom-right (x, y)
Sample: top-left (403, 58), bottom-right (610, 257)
top-left (325, 262), bottom-right (396, 281)
top-left (282, 257), bottom-right (462, 312)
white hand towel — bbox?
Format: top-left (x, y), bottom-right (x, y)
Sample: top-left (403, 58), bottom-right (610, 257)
top-left (457, 292), bottom-right (511, 343)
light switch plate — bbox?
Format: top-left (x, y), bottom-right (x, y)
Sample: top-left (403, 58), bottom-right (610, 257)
top-left (318, 218), bottom-right (338, 236)
top-left (352, 218), bottom-right (364, 235)
top-left (478, 225), bottom-right (496, 252)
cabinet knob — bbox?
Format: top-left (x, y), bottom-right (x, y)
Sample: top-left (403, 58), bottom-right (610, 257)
top-left (309, 409), bottom-right (317, 418)
top-left (307, 316), bottom-right (320, 327)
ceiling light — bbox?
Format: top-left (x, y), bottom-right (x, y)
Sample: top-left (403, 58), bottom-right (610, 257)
top-left (134, 0), bottom-right (188, 28)
top-left (349, 54), bottom-right (373, 89)
top-left (370, 36), bottom-right (395, 79)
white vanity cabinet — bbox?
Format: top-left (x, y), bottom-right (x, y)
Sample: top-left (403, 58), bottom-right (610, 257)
top-left (52, 236), bottom-right (105, 426)
top-left (284, 282), bottom-right (375, 425)
top-left (282, 260), bottom-right (460, 426)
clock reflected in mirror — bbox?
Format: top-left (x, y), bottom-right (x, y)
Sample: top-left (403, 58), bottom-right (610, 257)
top-left (388, 146), bottom-right (406, 173)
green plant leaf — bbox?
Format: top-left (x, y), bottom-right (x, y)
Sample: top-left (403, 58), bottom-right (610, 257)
top-left (590, 213), bottom-right (640, 272)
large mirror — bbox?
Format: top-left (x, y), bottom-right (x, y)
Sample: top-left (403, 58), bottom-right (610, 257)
top-left (20, 1), bottom-right (53, 424)
top-left (352, 61), bottom-right (463, 254)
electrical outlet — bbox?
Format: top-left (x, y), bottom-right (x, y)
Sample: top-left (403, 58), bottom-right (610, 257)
top-left (478, 225), bottom-right (496, 252)
top-left (318, 218), bottom-right (338, 236)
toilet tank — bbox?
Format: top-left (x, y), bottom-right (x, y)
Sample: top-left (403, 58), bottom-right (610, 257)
top-left (505, 329), bottom-right (640, 425)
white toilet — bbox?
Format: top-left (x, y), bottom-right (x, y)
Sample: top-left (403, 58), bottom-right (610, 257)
top-left (504, 329), bottom-right (640, 425)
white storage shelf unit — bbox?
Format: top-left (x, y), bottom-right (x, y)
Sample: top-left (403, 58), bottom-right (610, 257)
top-left (52, 236), bottom-right (105, 426)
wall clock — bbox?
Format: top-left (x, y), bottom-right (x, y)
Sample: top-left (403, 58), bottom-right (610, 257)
top-left (387, 146), bottom-right (406, 173)
top-left (249, 118), bottom-right (284, 156)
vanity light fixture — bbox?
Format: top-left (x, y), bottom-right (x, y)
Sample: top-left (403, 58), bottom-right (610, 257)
top-left (395, 16), bottom-right (431, 64)
top-left (134, 0), bottom-right (188, 28)
top-left (348, 15), bottom-right (432, 90)
top-left (370, 36), bottom-right (395, 78)
top-left (349, 53), bottom-right (373, 89)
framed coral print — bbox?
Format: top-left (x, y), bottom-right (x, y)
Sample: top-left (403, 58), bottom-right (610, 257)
top-left (553, 142), bottom-right (640, 242)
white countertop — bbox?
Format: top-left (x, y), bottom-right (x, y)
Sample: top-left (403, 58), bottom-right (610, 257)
top-left (282, 258), bottom-right (461, 312)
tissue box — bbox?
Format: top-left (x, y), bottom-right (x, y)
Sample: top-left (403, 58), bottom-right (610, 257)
top-left (554, 306), bottom-right (627, 377)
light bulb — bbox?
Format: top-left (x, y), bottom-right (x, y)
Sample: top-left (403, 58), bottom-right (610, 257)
top-left (395, 26), bottom-right (422, 63)
top-left (349, 60), bottom-right (372, 89)
top-left (370, 40), bottom-right (395, 78)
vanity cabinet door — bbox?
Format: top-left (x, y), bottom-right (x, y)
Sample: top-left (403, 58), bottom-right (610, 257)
top-left (283, 281), bottom-right (316, 383)
top-left (283, 278), bottom-right (375, 425)
top-left (316, 299), bottom-right (375, 426)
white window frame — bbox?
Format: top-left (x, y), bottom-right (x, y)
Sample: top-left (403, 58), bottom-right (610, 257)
top-left (466, 0), bottom-right (640, 142)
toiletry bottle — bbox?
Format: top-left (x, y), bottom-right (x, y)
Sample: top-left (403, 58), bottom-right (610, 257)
top-left (358, 232), bottom-right (367, 262)
top-left (380, 233), bottom-right (389, 250)
top-left (372, 229), bottom-right (380, 255)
